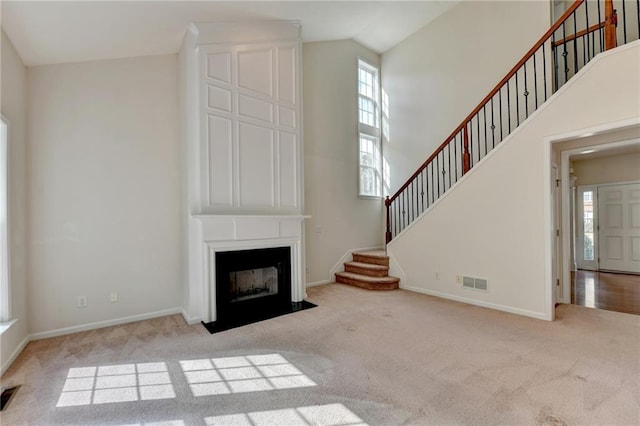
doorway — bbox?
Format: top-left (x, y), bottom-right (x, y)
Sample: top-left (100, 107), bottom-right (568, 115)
top-left (565, 141), bottom-right (640, 315)
top-left (554, 126), bottom-right (640, 315)
top-left (573, 182), bottom-right (640, 315)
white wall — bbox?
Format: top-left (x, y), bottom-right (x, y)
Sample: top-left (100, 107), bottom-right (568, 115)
top-left (388, 42), bottom-right (640, 320)
top-left (26, 54), bottom-right (182, 335)
top-left (303, 40), bottom-right (384, 285)
top-left (381, 0), bottom-right (550, 192)
top-left (0, 31), bottom-right (29, 373)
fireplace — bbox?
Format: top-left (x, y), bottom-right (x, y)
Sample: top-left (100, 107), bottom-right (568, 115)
top-left (182, 22), bottom-right (308, 326)
top-left (215, 247), bottom-right (292, 326)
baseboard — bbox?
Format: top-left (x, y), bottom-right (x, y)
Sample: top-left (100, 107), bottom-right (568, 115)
top-left (30, 307), bottom-right (183, 341)
top-left (401, 284), bottom-right (549, 321)
top-left (181, 310), bottom-right (202, 325)
top-left (305, 279), bottom-right (331, 288)
top-left (1, 334), bottom-right (29, 376)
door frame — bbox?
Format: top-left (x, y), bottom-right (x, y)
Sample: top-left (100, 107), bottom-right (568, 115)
top-left (551, 163), bottom-right (561, 303)
top-left (544, 119), bottom-right (639, 316)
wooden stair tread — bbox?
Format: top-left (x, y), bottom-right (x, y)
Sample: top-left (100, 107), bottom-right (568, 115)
top-left (352, 250), bottom-right (387, 258)
top-left (351, 251), bottom-right (389, 267)
top-left (335, 271), bottom-right (399, 283)
top-left (343, 261), bottom-right (388, 270)
top-left (344, 261), bottom-right (389, 278)
top-left (335, 271), bottom-right (399, 290)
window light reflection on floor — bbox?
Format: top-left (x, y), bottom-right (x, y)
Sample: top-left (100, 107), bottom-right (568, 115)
top-left (180, 353), bottom-right (316, 397)
top-left (204, 403), bottom-right (368, 426)
top-left (585, 276), bottom-right (596, 308)
top-left (56, 362), bottom-right (175, 407)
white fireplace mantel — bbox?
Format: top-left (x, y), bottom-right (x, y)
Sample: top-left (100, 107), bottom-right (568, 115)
top-left (191, 214), bottom-right (309, 323)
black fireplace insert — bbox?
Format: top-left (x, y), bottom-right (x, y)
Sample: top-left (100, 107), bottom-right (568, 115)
top-left (201, 246), bottom-right (314, 333)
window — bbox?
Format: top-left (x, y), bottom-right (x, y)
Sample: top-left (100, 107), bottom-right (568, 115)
top-left (582, 190), bottom-right (594, 261)
top-left (359, 135), bottom-right (381, 197)
top-left (0, 117), bottom-right (9, 323)
top-left (358, 60), bottom-right (382, 198)
top-left (358, 65), bottom-right (378, 128)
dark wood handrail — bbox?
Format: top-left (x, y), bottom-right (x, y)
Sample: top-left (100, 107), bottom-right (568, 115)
top-left (387, 0), bottom-right (585, 204)
top-left (552, 21), bottom-right (606, 47)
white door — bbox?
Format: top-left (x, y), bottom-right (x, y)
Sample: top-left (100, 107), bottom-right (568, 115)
top-left (598, 183), bottom-right (640, 273)
top-left (577, 186), bottom-right (598, 270)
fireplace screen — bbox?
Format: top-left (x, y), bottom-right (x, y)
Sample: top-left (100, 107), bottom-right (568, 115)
top-left (229, 266), bottom-right (278, 303)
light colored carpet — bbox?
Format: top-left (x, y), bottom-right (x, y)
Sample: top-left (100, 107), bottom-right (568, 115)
top-left (1, 283), bottom-right (638, 425)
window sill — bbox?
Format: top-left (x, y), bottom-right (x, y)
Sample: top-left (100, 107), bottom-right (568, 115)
top-left (359, 195), bottom-right (383, 200)
top-left (0, 319), bottom-right (18, 336)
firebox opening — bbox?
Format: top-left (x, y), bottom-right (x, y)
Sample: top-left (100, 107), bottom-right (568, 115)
top-left (215, 246), bottom-right (292, 324)
top-left (229, 266), bottom-right (278, 303)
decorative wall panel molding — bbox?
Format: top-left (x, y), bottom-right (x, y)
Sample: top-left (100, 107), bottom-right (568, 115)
top-left (198, 39), bottom-right (301, 213)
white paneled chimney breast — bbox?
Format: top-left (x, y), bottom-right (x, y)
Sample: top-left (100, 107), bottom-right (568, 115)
top-left (181, 21), bottom-right (307, 323)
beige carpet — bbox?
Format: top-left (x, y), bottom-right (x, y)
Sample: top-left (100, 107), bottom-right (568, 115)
top-left (1, 283), bottom-right (638, 425)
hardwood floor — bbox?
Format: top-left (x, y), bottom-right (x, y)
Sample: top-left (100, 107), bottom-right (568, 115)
top-left (572, 270), bottom-right (640, 315)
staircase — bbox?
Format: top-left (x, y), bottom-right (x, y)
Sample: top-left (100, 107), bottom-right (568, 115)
top-left (335, 251), bottom-right (400, 290)
top-left (385, 0), bottom-right (637, 243)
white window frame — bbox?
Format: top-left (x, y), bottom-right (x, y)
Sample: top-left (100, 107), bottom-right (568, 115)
top-left (0, 116), bottom-right (10, 323)
top-left (357, 59), bottom-right (382, 198)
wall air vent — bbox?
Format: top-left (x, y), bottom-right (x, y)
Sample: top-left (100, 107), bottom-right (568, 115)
top-left (1, 385), bottom-right (21, 411)
top-left (474, 278), bottom-right (488, 291)
top-left (462, 276), bottom-right (475, 289)
top-left (460, 275), bottom-right (489, 292)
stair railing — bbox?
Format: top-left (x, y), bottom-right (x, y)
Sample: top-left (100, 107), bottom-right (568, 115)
top-left (385, 0), bottom-right (639, 243)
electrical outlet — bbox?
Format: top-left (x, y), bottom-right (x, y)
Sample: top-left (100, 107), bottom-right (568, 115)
top-left (435, 272), bottom-right (440, 279)
top-left (110, 291), bottom-right (118, 303)
top-left (456, 275), bottom-right (462, 284)
top-left (77, 296), bottom-right (87, 308)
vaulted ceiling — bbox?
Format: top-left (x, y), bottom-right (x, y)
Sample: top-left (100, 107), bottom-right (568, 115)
top-left (1, 1), bottom-right (458, 66)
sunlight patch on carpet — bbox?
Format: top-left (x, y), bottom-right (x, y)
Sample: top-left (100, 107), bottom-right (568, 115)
top-left (180, 354), bottom-right (316, 397)
top-left (57, 362), bottom-right (175, 407)
top-left (204, 403), bottom-right (368, 426)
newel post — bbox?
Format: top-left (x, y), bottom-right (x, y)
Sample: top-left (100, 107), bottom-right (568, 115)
top-left (604, 0), bottom-right (618, 50)
top-left (462, 124), bottom-right (471, 175)
top-left (385, 196), bottom-right (392, 244)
